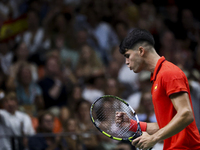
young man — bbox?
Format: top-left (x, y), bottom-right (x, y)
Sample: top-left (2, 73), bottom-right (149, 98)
top-left (116, 28), bottom-right (200, 150)
top-left (0, 91), bottom-right (35, 150)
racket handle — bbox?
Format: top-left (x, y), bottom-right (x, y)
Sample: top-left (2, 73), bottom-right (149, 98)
top-left (129, 133), bottom-right (153, 150)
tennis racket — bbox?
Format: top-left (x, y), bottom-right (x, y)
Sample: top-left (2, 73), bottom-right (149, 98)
top-left (90, 95), bottom-right (152, 150)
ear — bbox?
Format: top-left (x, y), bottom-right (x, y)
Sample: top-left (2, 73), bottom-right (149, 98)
top-left (138, 46), bottom-right (145, 57)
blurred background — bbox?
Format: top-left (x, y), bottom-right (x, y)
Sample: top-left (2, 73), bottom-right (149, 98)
top-left (0, 0), bottom-right (199, 150)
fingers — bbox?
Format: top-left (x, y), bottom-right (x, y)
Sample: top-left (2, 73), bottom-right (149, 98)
top-left (132, 137), bottom-right (145, 150)
top-left (132, 137), bottom-right (140, 146)
top-left (132, 134), bottom-right (152, 150)
top-left (115, 112), bottom-right (124, 123)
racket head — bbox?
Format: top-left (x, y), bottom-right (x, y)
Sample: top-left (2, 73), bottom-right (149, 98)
top-left (90, 95), bottom-right (142, 141)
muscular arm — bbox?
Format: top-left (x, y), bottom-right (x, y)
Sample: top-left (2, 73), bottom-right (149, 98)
top-left (151, 92), bottom-right (194, 142)
top-left (146, 122), bottom-right (159, 135)
top-left (132, 92), bottom-right (194, 149)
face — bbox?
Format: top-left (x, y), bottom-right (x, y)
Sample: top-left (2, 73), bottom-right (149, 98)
top-left (81, 45), bottom-right (92, 60)
top-left (4, 99), bottom-right (17, 114)
top-left (42, 114), bottom-right (54, 132)
top-left (105, 78), bottom-right (118, 95)
top-left (78, 102), bottom-right (90, 121)
top-left (142, 92), bottom-right (154, 112)
top-left (46, 57), bottom-right (60, 76)
top-left (17, 43), bottom-right (29, 60)
top-left (124, 49), bottom-right (144, 73)
top-left (66, 119), bottom-right (77, 132)
top-left (20, 67), bottom-right (32, 85)
top-left (72, 86), bottom-right (82, 100)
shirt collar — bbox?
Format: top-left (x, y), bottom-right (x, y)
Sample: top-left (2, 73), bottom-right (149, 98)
top-left (150, 56), bottom-right (166, 82)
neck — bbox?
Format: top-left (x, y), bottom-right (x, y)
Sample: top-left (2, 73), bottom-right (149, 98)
top-left (144, 51), bottom-right (160, 73)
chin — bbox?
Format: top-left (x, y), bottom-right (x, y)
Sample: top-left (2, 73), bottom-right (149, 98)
top-left (133, 70), bottom-right (140, 73)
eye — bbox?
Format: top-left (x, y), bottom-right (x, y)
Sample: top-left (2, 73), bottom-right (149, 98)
top-left (124, 54), bottom-right (129, 58)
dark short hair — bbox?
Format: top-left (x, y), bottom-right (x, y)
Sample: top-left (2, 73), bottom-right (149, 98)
top-left (119, 28), bottom-right (155, 54)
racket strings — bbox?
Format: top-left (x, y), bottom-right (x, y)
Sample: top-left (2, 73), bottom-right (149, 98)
top-left (92, 97), bottom-right (138, 138)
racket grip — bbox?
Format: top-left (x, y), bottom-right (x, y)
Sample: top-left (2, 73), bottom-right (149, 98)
top-left (129, 133), bottom-right (153, 150)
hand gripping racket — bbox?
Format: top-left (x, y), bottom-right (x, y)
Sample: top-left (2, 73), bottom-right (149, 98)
top-left (90, 95), bottom-right (152, 150)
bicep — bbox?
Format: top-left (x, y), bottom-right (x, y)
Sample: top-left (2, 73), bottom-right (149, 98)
top-left (170, 92), bottom-right (193, 113)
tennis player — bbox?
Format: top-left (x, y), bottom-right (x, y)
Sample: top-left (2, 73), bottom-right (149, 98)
top-left (116, 28), bottom-right (200, 150)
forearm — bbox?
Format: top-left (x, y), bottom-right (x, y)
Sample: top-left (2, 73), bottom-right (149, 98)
top-left (48, 80), bottom-right (62, 99)
top-left (152, 110), bottom-right (194, 143)
top-left (146, 122), bottom-right (159, 135)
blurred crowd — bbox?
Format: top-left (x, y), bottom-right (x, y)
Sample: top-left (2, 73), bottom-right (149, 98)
top-left (0, 0), bottom-right (200, 150)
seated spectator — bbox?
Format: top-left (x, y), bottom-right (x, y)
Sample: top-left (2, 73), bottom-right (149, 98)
top-left (9, 42), bottom-right (38, 82)
top-left (16, 63), bottom-right (44, 109)
top-left (75, 44), bottom-right (105, 81)
top-left (59, 106), bottom-right (71, 130)
top-left (6, 62), bottom-right (44, 113)
top-left (38, 55), bottom-right (68, 109)
top-left (82, 75), bottom-right (104, 104)
top-left (75, 100), bottom-right (99, 150)
top-left (67, 84), bottom-right (85, 115)
top-left (21, 10), bottom-right (46, 55)
top-left (136, 90), bottom-right (157, 123)
top-left (28, 111), bottom-right (67, 150)
top-left (104, 77), bottom-right (122, 97)
top-left (64, 117), bottom-right (86, 150)
top-left (0, 91), bottom-right (35, 150)
top-left (53, 34), bottom-right (79, 70)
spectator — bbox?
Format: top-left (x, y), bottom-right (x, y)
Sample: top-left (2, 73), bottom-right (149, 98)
top-left (0, 1), bottom-right (200, 150)
top-left (21, 10), bottom-right (46, 55)
top-left (75, 100), bottom-right (99, 150)
top-left (38, 55), bottom-right (68, 109)
top-left (28, 111), bottom-right (68, 150)
top-left (188, 71), bottom-right (200, 132)
top-left (84, 8), bottom-right (119, 64)
top-left (104, 77), bottom-right (122, 97)
top-left (164, 4), bottom-right (183, 39)
top-left (67, 84), bottom-right (85, 115)
top-left (64, 117), bottom-right (86, 150)
top-left (81, 75), bottom-right (105, 104)
top-left (9, 42), bottom-right (38, 82)
top-left (75, 44), bottom-right (105, 81)
top-left (110, 45), bottom-right (125, 68)
top-left (118, 62), bottom-right (140, 99)
top-left (0, 91), bottom-right (35, 150)
top-left (59, 106), bottom-right (71, 129)
top-left (15, 63), bottom-right (44, 109)
top-left (50, 12), bottom-right (76, 49)
top-left (136, 90), bottom-right (157, 123)
top-left (0, 42), bottom-right (13, 75)
top-left (53, 33), bottom-right (79, 70)
top-left (158, 30), bottom-right (176, 62)
top-left (114, 20), bottom-right (130, 42)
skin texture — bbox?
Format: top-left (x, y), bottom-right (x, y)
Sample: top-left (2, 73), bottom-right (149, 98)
top-left (116, 44), bottom-right (194, 149)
